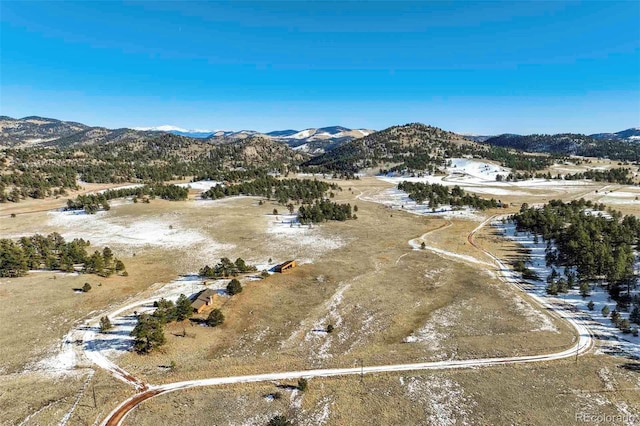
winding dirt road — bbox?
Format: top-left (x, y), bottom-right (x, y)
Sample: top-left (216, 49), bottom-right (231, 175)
top-left (96, 213), bottom-right (594, 426)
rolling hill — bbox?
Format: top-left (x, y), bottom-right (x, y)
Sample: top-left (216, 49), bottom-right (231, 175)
top-left (590, 128), bottom-right (640, 143)
top-left (483, 133), bottom-right (640, 161)
top-left (0, 116), bottom-right (373, 153)
top-left (0, 116), bottom-right (90, 147)
top-left (303, 123), bottom-right (479, 173)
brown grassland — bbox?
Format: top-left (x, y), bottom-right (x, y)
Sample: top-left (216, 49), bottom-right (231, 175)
top-left (0, 174), bottom-right (638, 425)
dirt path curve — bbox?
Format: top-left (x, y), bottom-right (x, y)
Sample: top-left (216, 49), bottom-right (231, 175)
top-left (98, 215), bottom-right (594, 426)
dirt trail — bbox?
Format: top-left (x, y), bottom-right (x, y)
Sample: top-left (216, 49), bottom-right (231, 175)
top-left (97, 216), bottom-right (593, 426)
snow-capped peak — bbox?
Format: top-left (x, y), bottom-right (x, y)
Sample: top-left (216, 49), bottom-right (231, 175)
top-left (134, 125), bottom-right (212, 133)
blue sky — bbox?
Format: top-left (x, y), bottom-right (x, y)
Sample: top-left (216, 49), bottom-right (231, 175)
top-left (1, 1), bottom-right (639, 134)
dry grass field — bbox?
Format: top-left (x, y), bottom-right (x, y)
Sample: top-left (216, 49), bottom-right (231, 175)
top-left (1, 174), bottom-right (638, 425)
top-left (121, 355), bottom-right (640, 426)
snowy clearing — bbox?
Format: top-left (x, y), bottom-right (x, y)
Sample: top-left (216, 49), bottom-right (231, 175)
top-left (265, 214), bottom-right (348, 264)
top-left (176, 180), bottom-right (223, 192)
top-left (447, 158), bottom-right (510, 182)
top-left (46, 209), bottom-right (234, 255)
top-left (359, 187), bottom-right (484, 221)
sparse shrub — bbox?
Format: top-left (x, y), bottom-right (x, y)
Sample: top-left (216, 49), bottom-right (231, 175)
top-left (579, 282), bottom-right (590, 298)
top-left (326, 324), bottom-right (334, 333)
top-left (601, 305), bottom-right (610, 317)
top-left (587, 300), bottom-right (595, 311)
top-left (297, 377), bottom-right (308, 392)
top-left (99, 316), bottom-right (112, 332)
top-left (82, 282), bottom-right (92, 292)
top-left (610, 310), bottom-right (621, 325)
top-left (267, 415), bottom-right (292, 426)
top-left (618, 319), bottom-right (631, 334)
top-left (261, 270), bottom-right (270, 278)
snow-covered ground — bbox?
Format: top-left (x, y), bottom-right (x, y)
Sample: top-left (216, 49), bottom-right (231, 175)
top-left (29, 275), bottom-right (231, 383)
top-left (595, 189), bottom-right (640, 206)
top-left (447, 158), bottom-right (510, 181)
top-left (176, 180), bottom-right (223, 192)
top-left (495, 220), bottom-right (640, 358)
top-left (403, 302), bottom-right (463, 354)
top-left (402, 374), bottom-right (476, 426)
top-left (359, 187), bottom-right (484, 221)
top-left (46, 209), bottom-right (234, 255)
top-left (378, 158), bottom-right (595, 199)
top-left (265, 214), bottom-right (347, 264)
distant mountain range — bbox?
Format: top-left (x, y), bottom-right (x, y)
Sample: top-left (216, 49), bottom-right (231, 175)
top-left (590, 128), bottom-right (640, 143)
top-left (204, 126), bottom-right (373, 154)
top-left (466, 128), bottom-right (640, 144)
top-left (134, 125), bottom-right (215, 139)
top-left (0, 116), bottom-right (372, 152)
top-left (0, 115), bottom-right (638, 162)
top-left (483, 132), bottom-right (640, 161)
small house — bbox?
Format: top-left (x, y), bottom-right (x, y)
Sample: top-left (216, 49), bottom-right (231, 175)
top-left (191, 288), bottom-right (217, 313)
top-left (275, 260), bottom-right (296, 274)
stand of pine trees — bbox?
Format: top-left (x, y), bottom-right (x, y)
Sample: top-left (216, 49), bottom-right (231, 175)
top-left (201, 176), bottom-right (337, 204)
top-left (298, 199), bottom-right (353, 223)
top-left (0, 233), bottom-right (126, 277)
top-left (512, 199), bottom-right (639, 302)
top-left (397, 181), bottom-right (499, 210)
top-left (199, 257), bottom-right (257, 278)
top-left (65, 183), bottom-right (188, 214)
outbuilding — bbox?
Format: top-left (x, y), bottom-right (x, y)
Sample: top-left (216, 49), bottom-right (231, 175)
top-left (275, 260), bottom-right (296, 273)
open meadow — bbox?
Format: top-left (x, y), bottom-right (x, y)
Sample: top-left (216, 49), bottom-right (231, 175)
top-left (1, 167), bottom-right (639, 425)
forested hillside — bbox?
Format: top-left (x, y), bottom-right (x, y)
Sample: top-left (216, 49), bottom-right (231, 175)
top-left (0, 134), bottom-right (305, 203)
top-left (2, 118), bottom-right (638, 204)
top-left (304, 123), bottom-right (557, 174)
top-left (484, 133), bottom-right (640, 162)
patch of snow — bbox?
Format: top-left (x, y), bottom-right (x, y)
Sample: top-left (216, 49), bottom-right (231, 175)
top-left (29, 329), bottom-right (79, 377)
top-left (403, 302), bottom-right (466, 359)
top-left (358, 187), bottom-right (484, 222)
top-left (403, 375), bottom-right (476, 426)
top-left (46, 209), bottom-right (234, 253)
top-left (176, 180), bottom-right (223, 192)
top-left (265, 214), bottom-right (347, 264)
top-left (290, 129), bottom-right (314, 139)
top-left (133, 125), bottom-right (211, 133)
top-left (447, 158), bottom-right (511, 182)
